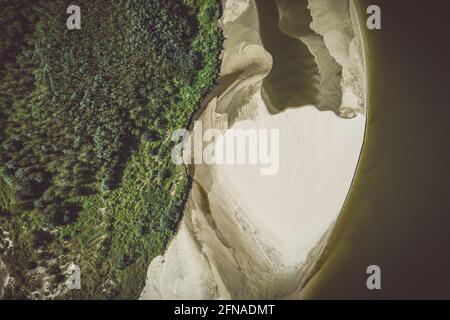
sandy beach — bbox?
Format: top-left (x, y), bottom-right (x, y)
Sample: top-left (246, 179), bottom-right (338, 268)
top-left (141, 0), bottom-right (366, 299)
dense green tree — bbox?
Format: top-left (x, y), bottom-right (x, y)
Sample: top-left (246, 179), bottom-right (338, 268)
top-left (0, 0), bottom-right (223, 299)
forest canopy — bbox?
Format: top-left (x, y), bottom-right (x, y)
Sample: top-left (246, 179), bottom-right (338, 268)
top-left (0, 0), bottom-right (222, 299)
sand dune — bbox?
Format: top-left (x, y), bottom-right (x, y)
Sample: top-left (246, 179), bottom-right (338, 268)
top-left (141, 0), bottom-right (366, 299)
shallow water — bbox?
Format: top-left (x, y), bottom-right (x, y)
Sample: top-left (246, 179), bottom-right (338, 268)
top-left (254, 0), bottom-right (319, 112)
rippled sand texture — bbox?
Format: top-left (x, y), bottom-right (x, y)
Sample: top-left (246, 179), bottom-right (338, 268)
top-left (141, 0), bottom-right (366, 299)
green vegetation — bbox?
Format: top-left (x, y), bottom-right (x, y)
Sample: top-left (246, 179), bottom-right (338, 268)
top-left (0, 0), bottom-right (222, 299)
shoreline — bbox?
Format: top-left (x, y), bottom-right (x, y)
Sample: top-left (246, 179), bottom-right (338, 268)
top-left (290, 0), bottom-right (370, 298)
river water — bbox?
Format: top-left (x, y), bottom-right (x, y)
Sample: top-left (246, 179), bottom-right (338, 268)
top-left (304, 0), bottom-right (450, 298)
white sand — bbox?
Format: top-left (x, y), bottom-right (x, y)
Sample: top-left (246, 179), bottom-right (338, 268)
top-left (216, 107), bottom-right (364, 264)
top-left (141, 0), bottom-right (366, 299)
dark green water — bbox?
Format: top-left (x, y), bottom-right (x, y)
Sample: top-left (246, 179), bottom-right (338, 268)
top-left (255, 0), bottom-right (319, 112)
top-left (305, 0), bottom-right (450, 299)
